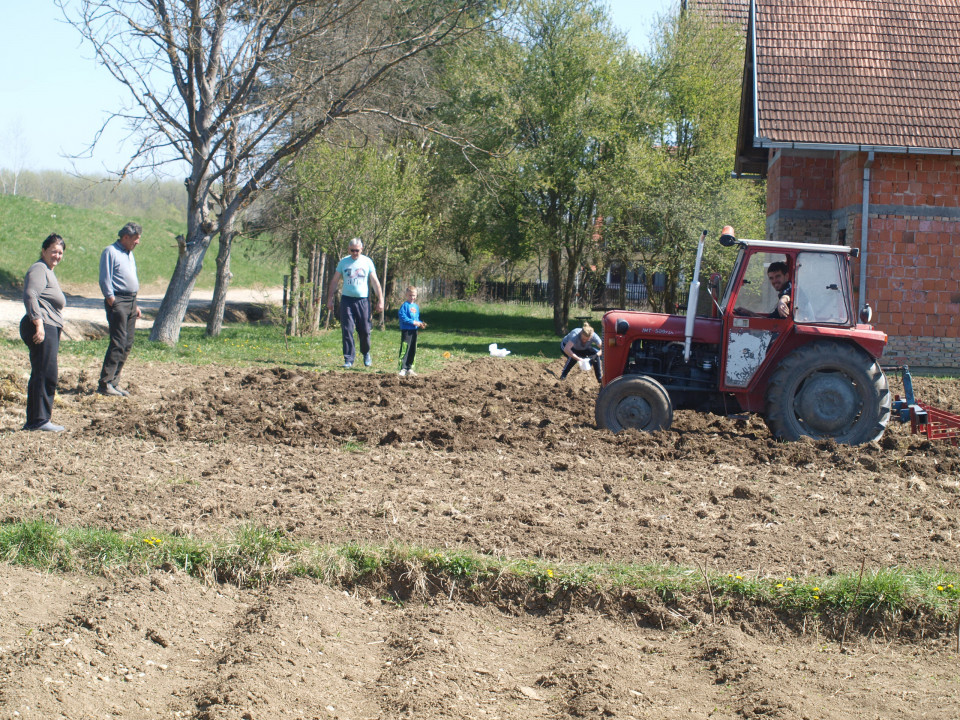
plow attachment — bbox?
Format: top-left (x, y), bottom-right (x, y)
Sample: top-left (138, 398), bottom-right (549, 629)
top-left (891, 366), bottom-right (960, 445)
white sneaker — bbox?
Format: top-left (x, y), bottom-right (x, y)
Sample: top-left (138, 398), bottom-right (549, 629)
top-left (398, 369), bottom-right (407, 377)
top-left (407, 369), bottom-right (417, 377)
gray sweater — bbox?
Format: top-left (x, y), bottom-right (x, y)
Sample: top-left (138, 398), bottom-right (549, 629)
top-left (23, 260), bottom-right (66, 328)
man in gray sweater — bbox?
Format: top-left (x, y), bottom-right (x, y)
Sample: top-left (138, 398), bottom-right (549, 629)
top-left (98, 222), bottom-right (142, 397)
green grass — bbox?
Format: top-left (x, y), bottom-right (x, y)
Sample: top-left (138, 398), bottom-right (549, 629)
top-left (0, 193), bottom-right (285, 290)
top-left (1, 519), bottom-right (957, 624)
top-left (22, 299), bottom-right (594, 371)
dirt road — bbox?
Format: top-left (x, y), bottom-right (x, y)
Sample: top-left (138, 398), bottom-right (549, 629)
top-left (0, 286), bottom-right (283, 340)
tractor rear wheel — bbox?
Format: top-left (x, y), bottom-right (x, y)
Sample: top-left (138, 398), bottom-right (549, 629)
top-left (595, 375), bottom-right (673, 433)
top-left (764, 342), bottom-right (890, 444)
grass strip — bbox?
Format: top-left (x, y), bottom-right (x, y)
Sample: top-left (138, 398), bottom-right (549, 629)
top-left (1, 519), bottom-right (958, 622)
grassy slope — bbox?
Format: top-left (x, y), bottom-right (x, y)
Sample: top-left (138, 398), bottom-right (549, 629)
top-left (0, 193), bottom-right (284, 291)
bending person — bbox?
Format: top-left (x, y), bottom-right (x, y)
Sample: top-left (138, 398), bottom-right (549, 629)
top-left (559, 322), bottom-right (602, 382)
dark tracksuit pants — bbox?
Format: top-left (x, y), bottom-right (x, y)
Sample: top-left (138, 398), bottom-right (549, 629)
top-left (340, 296), bottom-right (371, 364)
top-left (560, 346), bottom-right (602, 382)
top-left (398, 329), bottom-right (418, 371)
top-left (20, 316), bottom-right (61, 429)
top-left (99, 293), bottom-right (138, 388)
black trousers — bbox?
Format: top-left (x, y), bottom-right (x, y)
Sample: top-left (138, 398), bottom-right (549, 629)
top-left (560, 346), bottom-right (602, 382)
top-left (20, 316), bottom-right (60, 429)
top-left (398, 329), bottom-right (418, 370)
top-left (99, 294), bottom-right (138, 387)
top-left (339, 296), bottom-right (371, 363)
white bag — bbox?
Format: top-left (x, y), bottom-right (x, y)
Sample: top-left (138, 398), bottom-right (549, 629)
top-left (578, 358), bottom-right (592, 372)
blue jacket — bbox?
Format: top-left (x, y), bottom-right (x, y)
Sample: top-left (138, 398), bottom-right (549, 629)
top-left (398, 301), bottom-right (421, 330)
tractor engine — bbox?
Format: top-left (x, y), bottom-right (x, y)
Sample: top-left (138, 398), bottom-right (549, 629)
top-left (624, 338), bottom-right (722, 411)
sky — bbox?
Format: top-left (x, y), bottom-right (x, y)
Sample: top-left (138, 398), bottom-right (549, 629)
top-left (0, 0), bottom-right (674, 176)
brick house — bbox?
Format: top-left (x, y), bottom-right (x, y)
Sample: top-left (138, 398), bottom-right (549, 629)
top-left (729, 0), bottom-right (960, 370)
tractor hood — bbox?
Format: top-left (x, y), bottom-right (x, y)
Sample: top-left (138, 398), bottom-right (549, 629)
top-left (602, 311), bottom-right (723, 345)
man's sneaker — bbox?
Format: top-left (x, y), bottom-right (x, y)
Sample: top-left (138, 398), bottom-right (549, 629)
top-left (398, 369), bottom-right (407, 377)
top-left (38, 421), bottom-right (65, 432)
top-left (114, 386), bottom-right (131, 397)
top-left (98, 383), bottom-right (124, 397)
top-left (406, 369), bottom-right (417, 377)
top-left (343, 361), bottom-right (353, 368)
top-left (363, 352), bottom-right (372, 367)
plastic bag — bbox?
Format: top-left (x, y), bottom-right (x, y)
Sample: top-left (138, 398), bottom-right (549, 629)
top-left (578, 358), bottom-right (592, 372)
top-left (488, 343), bottom-right (511, 357)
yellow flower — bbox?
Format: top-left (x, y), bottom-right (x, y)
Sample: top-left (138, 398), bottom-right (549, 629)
top-left (735, 575), bottom-right (742, 580)
top-left (786, 577), bottom-right (794, 582)
top-left (937, 586), bottom-right (945, 592)
top-left (813, 586), bottom-right (820, 592)
top-left (443, 351), bottom-right (451, 358)
top-left (813, 595), bottom-right (820, 600)
top-left (547, 568), bottom-right (554, 578)
top-left (776, 583), bottom-right (784, 589)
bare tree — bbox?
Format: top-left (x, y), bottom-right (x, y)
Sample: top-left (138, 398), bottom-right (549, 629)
top-left (1, 119), bottom-right (30, 196)
top-left (61, 0), bottom-right (497, 344)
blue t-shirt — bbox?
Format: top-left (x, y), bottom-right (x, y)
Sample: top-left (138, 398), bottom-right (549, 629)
top-left (335, 254), bottom-right (378, 298)
top-left (398, 301), bottom-right (421, 330)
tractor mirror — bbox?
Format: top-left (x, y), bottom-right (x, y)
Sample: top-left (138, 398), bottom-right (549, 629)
top-left (859, 304), bottom-right (873, 323)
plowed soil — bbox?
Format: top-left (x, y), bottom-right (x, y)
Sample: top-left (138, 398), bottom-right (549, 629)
top-left (1, 348), bottom-right (958, 719)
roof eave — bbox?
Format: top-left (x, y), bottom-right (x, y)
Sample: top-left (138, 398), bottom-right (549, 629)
top-left (754, 138), bottom-right (960, 155)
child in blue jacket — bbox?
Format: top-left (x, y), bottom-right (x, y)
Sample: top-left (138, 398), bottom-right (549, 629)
top-left (398, 286), bottom-right (426, 377)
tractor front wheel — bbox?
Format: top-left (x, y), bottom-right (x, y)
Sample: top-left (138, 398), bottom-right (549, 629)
top-left (764, 342), bottom-right (891, 444)
top-left (595, 375), bottom-right (673, 433)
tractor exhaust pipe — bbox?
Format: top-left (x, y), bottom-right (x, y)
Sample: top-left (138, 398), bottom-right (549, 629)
top-left (683, 230), bottom-right (709, 363)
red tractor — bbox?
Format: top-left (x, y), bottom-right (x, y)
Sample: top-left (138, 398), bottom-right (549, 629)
top-left (596, 229), bottom-right (892, 444)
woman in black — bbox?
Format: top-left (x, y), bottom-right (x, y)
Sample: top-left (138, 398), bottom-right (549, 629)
top-left (21, 234), bottom-right (67, 432)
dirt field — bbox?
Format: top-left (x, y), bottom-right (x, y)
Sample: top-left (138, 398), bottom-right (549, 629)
top-left (1, 347), bottom-right (958, 719)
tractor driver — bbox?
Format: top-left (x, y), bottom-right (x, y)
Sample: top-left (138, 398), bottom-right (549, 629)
top-left (735, 261), bottom-right (792, 318)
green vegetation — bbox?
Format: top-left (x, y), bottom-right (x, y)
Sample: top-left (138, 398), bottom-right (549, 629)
top-left (2, 519), bottom-right (957, 623)
top-left (15, 300), bottom-right (575, 370)
top-left (0, 193), bottom-right (284, 290)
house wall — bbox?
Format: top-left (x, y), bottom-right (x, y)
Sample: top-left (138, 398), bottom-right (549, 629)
top-left (764, 150), bottom-right (835, 243)
top-left (767, 150), bottom-right (960, 371)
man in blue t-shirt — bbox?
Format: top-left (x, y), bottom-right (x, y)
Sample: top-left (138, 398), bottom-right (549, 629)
top-left (326, 237), bottom-right (385, 368)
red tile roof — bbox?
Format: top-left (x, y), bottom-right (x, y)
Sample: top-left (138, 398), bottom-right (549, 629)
top-left (693, 0), bottom-right (749, 28)
top-left (753, 0), bottom-right (960, 149)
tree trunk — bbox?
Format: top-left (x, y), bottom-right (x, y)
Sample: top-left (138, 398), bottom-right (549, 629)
top-left (206, 224), bottom-right (235, 337)
top-left (550, 249), bottom-right (564, 335)
top-left (379, 243), bottom-right (389, 330)
top-left (305, 242), bottom-right (318, 331)
top-left (311, 250), bottom-right (326, 333)
top-left (323, 257), bottom-right (336, 330)
top-left (288, 230), bottom-right (301, 336)
top-left (149, 227), bottom-right (213, 345)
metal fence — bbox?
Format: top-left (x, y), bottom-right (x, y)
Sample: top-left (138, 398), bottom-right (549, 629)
top-left (421, 278), bottom-right (691, 314)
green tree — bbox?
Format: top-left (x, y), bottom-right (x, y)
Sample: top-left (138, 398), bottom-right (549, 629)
top-left (498, 0), bottom-right (637, 334)
top-left (603, 6), bottom-right (764, 311)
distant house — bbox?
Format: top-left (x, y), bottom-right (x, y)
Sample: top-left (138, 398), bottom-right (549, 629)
top-left (724, 0), bottom-right (960, 370)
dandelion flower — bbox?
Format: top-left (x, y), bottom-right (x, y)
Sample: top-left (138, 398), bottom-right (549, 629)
top-left (547, 568), bottom-right (554, 578)
top-left (776, 583), bottom-right (784, 589)
top-left (443, 351), bottom-right (451, 359)
top-left (938, 585), bottom-right (945, 592)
